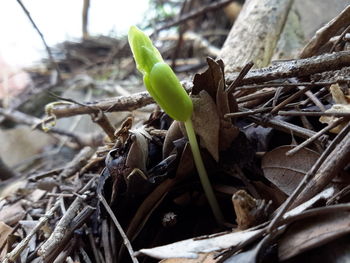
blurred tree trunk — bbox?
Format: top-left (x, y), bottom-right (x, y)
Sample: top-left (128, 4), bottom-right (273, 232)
top-left (82, 0), bottom-right (90, 39)
top-left (218, 0), bottom-right (294, 73)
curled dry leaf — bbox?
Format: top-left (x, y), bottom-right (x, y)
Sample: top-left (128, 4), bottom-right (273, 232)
top-left (163, 121), bottom-right (183, 159)
top-left (261, 146), bottom-right (320, 195)
top-left (192, 90), bottom-right (220, 161)
top-left (192, 57), bottom-right (239, 156)
top-left (126, 127), bottom-right (150, 172)
top-left (279, 212), bottom-right (350, 261)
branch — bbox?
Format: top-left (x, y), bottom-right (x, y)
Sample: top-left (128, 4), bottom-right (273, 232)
top-left (44, 51), bottom-right (350, 119)
top-left (16, 0), bottom-right (61, 80)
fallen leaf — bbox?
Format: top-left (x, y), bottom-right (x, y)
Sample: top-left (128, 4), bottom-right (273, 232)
top-left (192, 90), bottom-right (220, 161)
top-left (0, 201), bottom-right (26, 226)
top-left (319, 104), bottom-right (350, 133)
top-left (278, 211), bottom-right (350, 261)
top-left (126, 126), bottom-right (150, 172)
top-left (0, 178), bottom-right (27, 199)
top-left (0, 221), bottom-right (13, 248)
top-left (27, 189), bottom-right (46, 203)
top-left (192, 58), bottom-right (239, 152)
top-left (329, 83), bottom-right (350, 104)
top-left (192, 58), bottom-right (224, 100)
top-left (138, 228), bottom-right (264, 259)
top-left (262, 146), bottom-right (320, 195)
top-left (163, 121), bottom-right (183, 159)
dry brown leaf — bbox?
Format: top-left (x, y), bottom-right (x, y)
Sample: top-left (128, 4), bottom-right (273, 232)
top-left (192, 90), bottom-right (220, 161)
top-left (319, 104), bottom-right (350, 133)
top-left (188, 58), bottom-right (239, 157)
top-left (0, 221), bottom-right (13, 249)
top-left (0, 201), bottom-right (26, 226)
top-left (125, 127), bottom-right (150, 172)
top-left (279, 212), bottom-right (350, 261)
top-left (163, 121), bottom-right (183, 159)
top-left (192, 58), bottom-right (224, 100)
top-left (261, 146), bottom-right (319, 195)
top-left (330, 83), bottom-right (350, 104)
top-left (27, 189), bottom-right (46, 203)
top-left (0, 178), bottom-right (27, 199)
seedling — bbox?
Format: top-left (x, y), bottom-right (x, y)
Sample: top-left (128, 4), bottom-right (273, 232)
top-left (128, 26), bottom-right (224, 223)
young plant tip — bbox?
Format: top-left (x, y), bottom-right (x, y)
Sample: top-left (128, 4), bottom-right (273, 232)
top-left (128, 26), bottom-right (224, 224)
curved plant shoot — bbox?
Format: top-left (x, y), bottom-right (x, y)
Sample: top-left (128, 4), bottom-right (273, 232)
top-left (128, 26), bottom-right (223, 223)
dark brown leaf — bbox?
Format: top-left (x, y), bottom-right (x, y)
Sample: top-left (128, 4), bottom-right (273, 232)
top-left (279, 212), bottom-right (350, 261)
top-left (192, 90), bottom-right (220, 161)
top-left (262, 146), bottom-right (320, 195)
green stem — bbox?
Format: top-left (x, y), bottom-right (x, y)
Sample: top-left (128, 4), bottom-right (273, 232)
top-left (184, 118), bottom-right (224, 224)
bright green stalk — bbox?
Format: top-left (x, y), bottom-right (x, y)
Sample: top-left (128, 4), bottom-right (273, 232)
top-left (184, 119), bottom-right (224, 223)
top-left (128, 26), bottom-right (223, 223)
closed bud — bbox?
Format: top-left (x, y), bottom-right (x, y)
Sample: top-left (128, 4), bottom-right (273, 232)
top-left (128, 26), bottom-right (193, 121)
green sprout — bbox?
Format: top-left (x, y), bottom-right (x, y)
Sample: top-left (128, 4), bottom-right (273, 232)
top-left (128, 26), bottom-right (224, 223)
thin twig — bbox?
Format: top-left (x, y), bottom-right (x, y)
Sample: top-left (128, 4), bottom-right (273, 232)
top-left (15, 0), bottom-right (61, 80)
top-left (236, 80), bottom-right (341, 90)
top-left (0, 107), bottom-right (86, 144)
top-left (270, 85), bottom-right (313, 114)
top-left (286, 118), bottom-right (346, 156)
top-left (98, 193), bottom-right (139, 263)
top-left (225, 107), bottom-right (272, 118)
top-left (278, 111), bottom-right (350, 117)
top-left (226, 51), bottom-right (350, 86)
top-left (38, 195), bottom-right (86, 258)
top-left (59, 147), bottom-right (95, 179)
top-left (91, 111), bottom-right (116, 141)
top-left (331, 23), bottom-right (350, 52)
top-left (249, 115), bottom-right (327, 142)
top-left (3, 200), bottom-right (61, 263)
top-left (227, 61), bottom-right (254, 93)
top-left (20, 52), bottom-right (350, 121)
